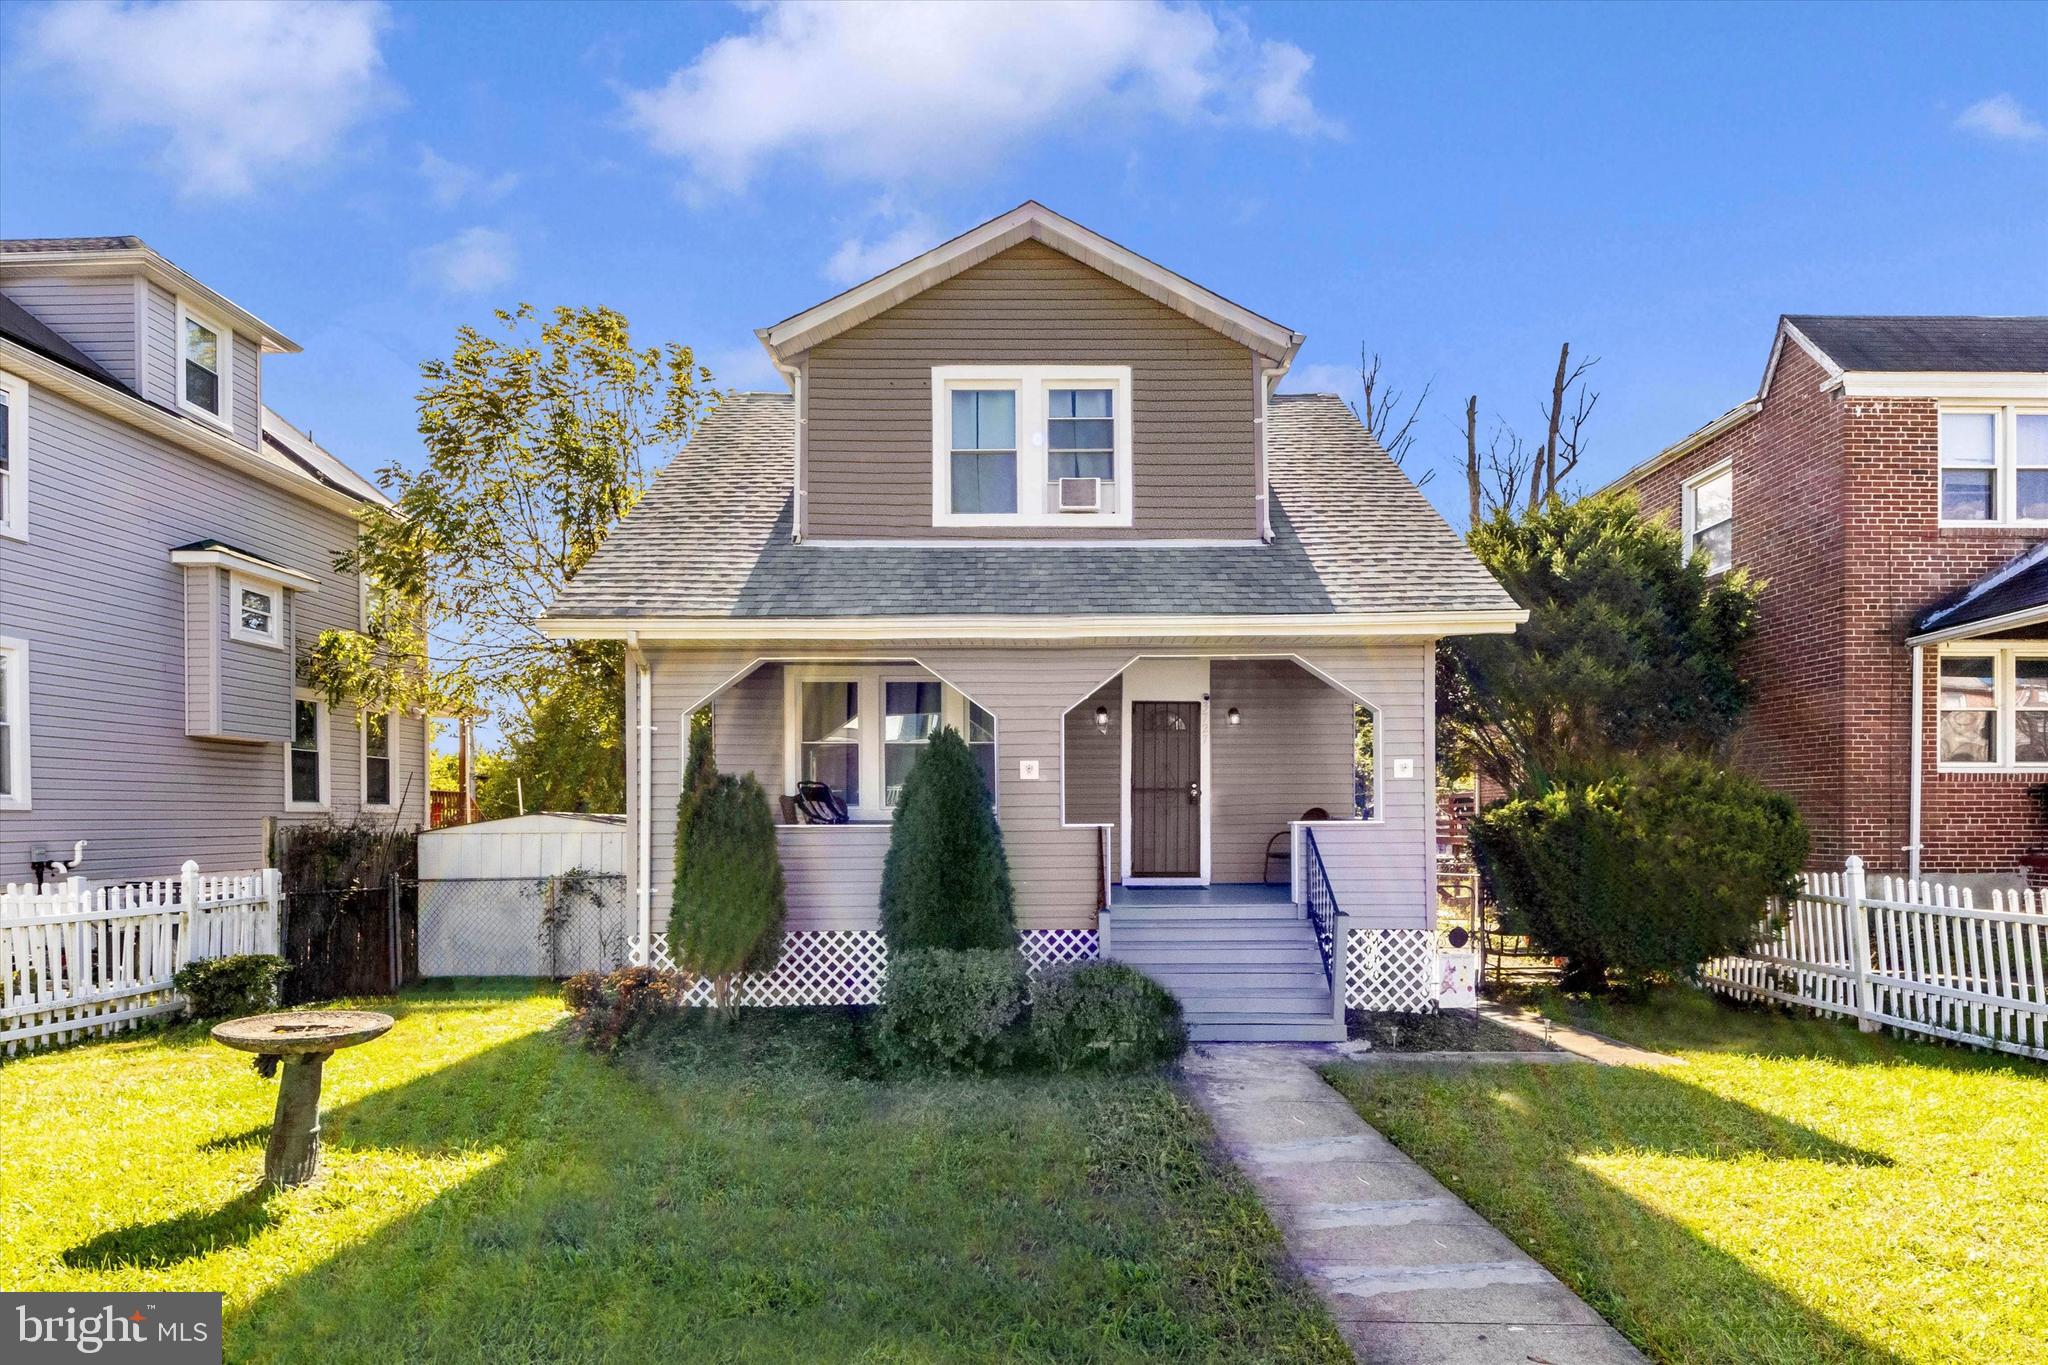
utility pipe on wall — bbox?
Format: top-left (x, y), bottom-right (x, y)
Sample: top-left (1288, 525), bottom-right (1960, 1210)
top-left (636, 651), bottom-right (653, 953)
top-left (1907, 644), bottom-right (1923, 882)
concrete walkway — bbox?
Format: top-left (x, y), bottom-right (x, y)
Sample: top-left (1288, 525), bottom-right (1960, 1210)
top-left (1184, 1044), bottom-right (1646, 1365)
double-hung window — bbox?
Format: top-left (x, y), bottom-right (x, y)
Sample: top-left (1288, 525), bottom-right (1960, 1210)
top-left (288, 690), bottom-right (329, 810)
top-left (0, 368), bottom-right (26, 541)
top-left (1940, 406), bottom-right (2048, 525)
top-left (0, 636), bottom-right (27, 810)
top-left (933, 366), bottom-right (1132, 527)
top-left (176, 299), bottom-right (232, 428)
top-left (785, 668), bottom-right (997, 819)
top-left (1938, 648), bottom-right (2048, 769)
top-left (228, 573), bottom-right (282, 648)
top-left (1682, 462), bottom-right (1733, 574)
top-left (363, 711), bottom-right (394, 808)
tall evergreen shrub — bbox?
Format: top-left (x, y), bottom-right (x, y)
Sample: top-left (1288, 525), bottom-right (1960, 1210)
top-left (673, 709), bottom-right (716, 885)
top-left (674, 773), bottom-right (786, 1016)
top-left (880, 728), bottom-right (1016, 951)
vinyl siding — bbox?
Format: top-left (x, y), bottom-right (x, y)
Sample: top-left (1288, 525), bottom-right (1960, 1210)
top-left (3, 276), bottom-right (140, 388)
top-left (708, 662), bottom-right (783, 792)
top-left (1209, 659), bottom-right (1355, 883)
top-left (135, 283), bottom-right (260, 448)
top-left (630, 641), bottom-right (1433, 934)
top-left (1063, 674), bottom-right (1121, 845)
top-left (800, 241), bottom-right (1260, 541)
top-left (0, 380), bottom-right (425, 882)
top-left (182, 568), bottom-right (218, 736)
top-left (217, 581), bottom-right (292, 742)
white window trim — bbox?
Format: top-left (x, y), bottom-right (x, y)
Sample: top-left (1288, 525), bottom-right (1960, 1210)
top-left (286, 688), bottom-right (331, 812)
top-left (227, 572), bottom-right (283, 649)
top-left (361, 709), bottom-right (398, 810)
top-left (0, 368), bottom-right (27, 542)
top-left (0, 635), bottom-right (29, 811)
top-left (1680, 458), bottom-right (1733, 575)
top-left (931, 364), bottom-right (1134, 528)
top-left (1937, 403), bottom-right (2048, 529)
top-left (174, 296), bottom-right (235, 431)
top-left (780, 664), bottom-right (994, 821)
top-left (1935, 645), bottom-right (2048, 773)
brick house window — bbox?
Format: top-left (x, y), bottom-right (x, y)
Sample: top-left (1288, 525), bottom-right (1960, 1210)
top-left (1940, 406), bottom-right (2048, 525)
top-left (1682, 461), bottom-right (1733, 574)
top-left (1938, 647), bottom-right (2048, 769)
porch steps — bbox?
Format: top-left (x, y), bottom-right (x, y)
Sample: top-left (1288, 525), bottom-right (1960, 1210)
top-left (1107, 897), bottom-right (1343, 1043)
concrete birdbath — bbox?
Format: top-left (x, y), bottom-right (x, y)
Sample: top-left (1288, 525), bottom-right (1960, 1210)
top-left (212, 1010), bottom-right (392, 1189)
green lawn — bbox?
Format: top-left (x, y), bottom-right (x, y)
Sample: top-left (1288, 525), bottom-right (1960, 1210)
top-left (1, 981), bottom-right (1345, 1363)
top-left (1322, 988), bottom-right (2048, 1365)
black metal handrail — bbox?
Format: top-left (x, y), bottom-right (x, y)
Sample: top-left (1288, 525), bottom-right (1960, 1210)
top-left (1302, 826), bottom-right (1337, 989)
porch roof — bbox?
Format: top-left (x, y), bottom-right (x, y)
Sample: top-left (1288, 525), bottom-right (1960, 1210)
top-left (543, 392), bottom-right (1520, 630)
top-left (1908, 543), bottom-right (2048, 644)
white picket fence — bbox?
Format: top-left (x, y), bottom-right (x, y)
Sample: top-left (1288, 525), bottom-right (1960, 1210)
top-left (1704, 856), bottom-right (2048, 1061)
top-left (1, 861), bottom-right (282, 1054)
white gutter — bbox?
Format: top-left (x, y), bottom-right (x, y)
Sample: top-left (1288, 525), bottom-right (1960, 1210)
top-left (635, 650), bottom-right (653, 952)
top-left (1906, 600), bottom-right (2048, 647)
top-left (538, 607), bottom-right (1526, 643)
top-left (1907, 643), bottom-right (1923, 882)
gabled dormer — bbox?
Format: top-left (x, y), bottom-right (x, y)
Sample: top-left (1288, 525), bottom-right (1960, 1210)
top-left (755, 203), bottom-right (1304, 544)
top-left (0, 236), bottom-right (300, 453)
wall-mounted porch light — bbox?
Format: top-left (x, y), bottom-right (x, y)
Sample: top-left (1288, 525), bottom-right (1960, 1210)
top-left (1226, 707), bottom-right (1242, 726)
top-left (1094, 705), bottom-right (1110, 732)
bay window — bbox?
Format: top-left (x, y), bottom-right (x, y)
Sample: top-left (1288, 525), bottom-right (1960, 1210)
top-left (229, 573), bottom-right (281, 648)
top-left (784, 667), bottom-right (996, 819)
top-left (1940, 405), bottom-right (2048, 525)
top-left (1937, 647), bottom-right (2048, 769)
top-left (932, 365), bottom-right (1132, 527)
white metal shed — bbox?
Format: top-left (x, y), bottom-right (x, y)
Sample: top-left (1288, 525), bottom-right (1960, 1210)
top-left (417, 813), bottom-right (629, 977)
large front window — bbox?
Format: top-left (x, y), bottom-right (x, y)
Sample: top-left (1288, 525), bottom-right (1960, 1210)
top-left (1938, 647), bottom-right (2048, 769)
top-left (784, 668), bottom-right (995, 818)
top-left (1940, 406), bottom-right (2048, 525)
top-left (932, 366), bottom-right (1132, 527)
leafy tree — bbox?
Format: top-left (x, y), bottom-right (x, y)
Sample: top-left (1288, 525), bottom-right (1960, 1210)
top-left (880, 728), bottom-right (1016, 951)
top-left (1441, 493), bottom-right (1761, 791)
top-left (1470, 752), bottom-right (1807, 992)
top-left (304, 305), bottom-right (716, 810)
top-left (673, 774), bottom-right (785, 1017)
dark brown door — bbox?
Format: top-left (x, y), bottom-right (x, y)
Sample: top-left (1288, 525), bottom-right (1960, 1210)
top-left (1131, 701), bottom-right (1202, 878)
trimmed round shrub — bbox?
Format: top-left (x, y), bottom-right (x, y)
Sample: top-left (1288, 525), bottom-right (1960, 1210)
top-left (1471, 751), bottom-right (1807, 992)
top-left (173, 953), bottom-right (289, 1020)
top-left (880, 728), bottom-right (1017, 952)
top-left (1029, 962), bottom-right (1186, 1072)
top-left (871, 947), bottom-right (1029, 1073)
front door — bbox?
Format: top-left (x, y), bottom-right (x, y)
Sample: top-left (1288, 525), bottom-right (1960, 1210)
top-left (1130, 701), bottom-right (1202, 878)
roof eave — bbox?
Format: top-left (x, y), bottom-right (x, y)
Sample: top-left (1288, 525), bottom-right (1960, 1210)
top-left (1907, 602), bottom-right (2048, 647)
top-left (0, 245), bottom-right (301, 354)
top-left (1600, 398), bottom-right (1762, 496)
top-left (758, 201), bottom-right (1300, 365)
top-left (535, 607), bottom-right (1528, 644)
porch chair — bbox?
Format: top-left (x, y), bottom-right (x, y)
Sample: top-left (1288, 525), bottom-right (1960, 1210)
top-left (794, 780), bottom-right (851, 825)
top-left (1263, 807), bottom-right (1330, 885)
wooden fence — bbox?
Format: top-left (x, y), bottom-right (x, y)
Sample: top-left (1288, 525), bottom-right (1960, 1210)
top-left (1703, 856), bottom-right (2048, 1061)
top-left (1, 862), bottom-right (281, 1054)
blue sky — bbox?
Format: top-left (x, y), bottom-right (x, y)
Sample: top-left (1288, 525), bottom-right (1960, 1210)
top-left (3, 0), bottom-right (2045, 527)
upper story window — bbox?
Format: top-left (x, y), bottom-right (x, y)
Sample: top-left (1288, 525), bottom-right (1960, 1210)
top-left (1682, 461), bottom-right (1733, 574)
top-left (0, 636), bottom-right (27, 810)
top-left (228, 573), bottom-right (282, 649)
top-left (1940, 405), bottom-right (2048, 525)
top-left (0, 368), bottom-right (25, 542)
top-left (931, 365), bottom-right (1132, 528)
top-left (176, 298), bottom-right (233, 428)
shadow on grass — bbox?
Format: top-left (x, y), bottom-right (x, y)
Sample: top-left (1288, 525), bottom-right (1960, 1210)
top-left (64, 1187), bottom-right (282, 1270)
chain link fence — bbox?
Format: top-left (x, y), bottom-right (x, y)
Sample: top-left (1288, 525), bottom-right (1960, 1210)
top-left (417, 873), bottom-right (630, 978)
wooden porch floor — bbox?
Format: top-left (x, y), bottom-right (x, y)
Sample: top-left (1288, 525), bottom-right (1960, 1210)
top-left (1110, 882), bottom-right (1293, 908)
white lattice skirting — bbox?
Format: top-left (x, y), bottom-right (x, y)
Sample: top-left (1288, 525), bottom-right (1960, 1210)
top-left (1345, 928), bottom-right (1438, 1012)
top-left (630, 929), bottom-right (1101, 1007)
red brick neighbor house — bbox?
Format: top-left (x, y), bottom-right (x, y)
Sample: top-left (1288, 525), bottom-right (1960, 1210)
top-left (1608, 316), bottom-right (2048, 882)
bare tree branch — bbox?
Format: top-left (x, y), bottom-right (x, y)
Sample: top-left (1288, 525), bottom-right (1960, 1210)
top-left (1357, 347), bottom-right (1435, 488)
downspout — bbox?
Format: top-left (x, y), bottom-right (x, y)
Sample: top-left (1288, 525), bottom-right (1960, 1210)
top-left (1256, 363), bottom-right (1288, 544)
top-left (1907, 643), bottom-right (1923, 881)
top-left (779, 359), bottom-right (805, 543)
top-left (633, 639), bottom-right (653, 953)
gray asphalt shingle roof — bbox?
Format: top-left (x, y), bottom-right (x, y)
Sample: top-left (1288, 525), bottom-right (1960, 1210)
top-left (1788, 315), bottom-right (2048, 373)
top-left (544, 391), bottom-right (1516, 622)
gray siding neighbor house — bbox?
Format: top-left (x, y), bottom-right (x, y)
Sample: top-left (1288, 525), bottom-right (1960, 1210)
top-left (540, 203), bottom-right (1523, 1039)
top-left (0, 237), bottom-right (427, 883)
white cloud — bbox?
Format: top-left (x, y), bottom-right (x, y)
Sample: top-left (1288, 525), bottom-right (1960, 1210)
top-left (823, 210), bottom-right (940, 285)
top-left (417, 147), bottom-right (521, 209)
top-left (1282, 362), bottom-right (1358, 403)
top-left (20, 0), bottom-right (396, 198)
top-left (623, 0), bottom-right (1336, 194)
top-left (1954, 93), bottom-right (2047, 143)
top-left (411, 227), bottom-right (517, 295)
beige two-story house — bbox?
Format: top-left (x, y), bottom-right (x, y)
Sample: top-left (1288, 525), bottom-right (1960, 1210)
top-left (540, 204), bottom-right (1521, 1038)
